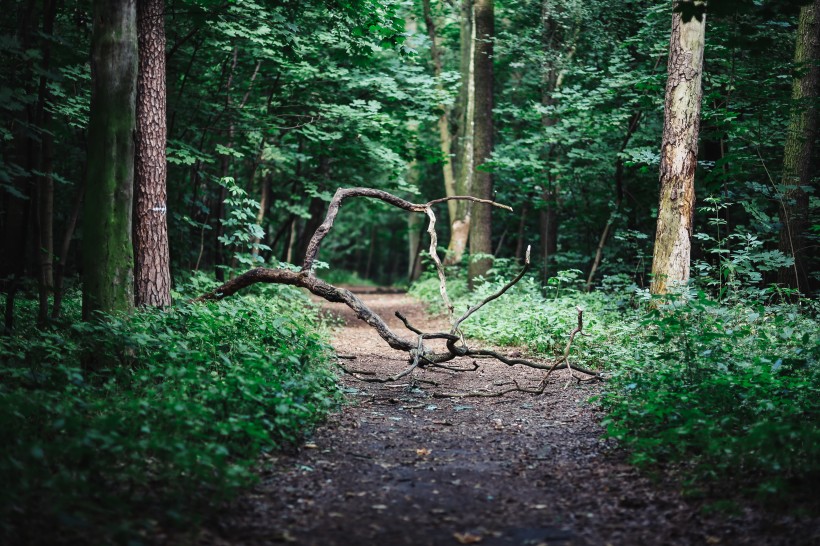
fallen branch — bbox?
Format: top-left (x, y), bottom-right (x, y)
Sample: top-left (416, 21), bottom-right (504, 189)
top-left (196, 186), bottom-right (600, 396)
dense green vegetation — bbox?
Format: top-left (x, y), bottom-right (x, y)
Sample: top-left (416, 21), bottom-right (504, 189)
top-left (0, 281), bottom-right (340, 543)
top-left (1, 0), bottom-right (818, 542)
top-left (412, 259), bottom-right (820, 507)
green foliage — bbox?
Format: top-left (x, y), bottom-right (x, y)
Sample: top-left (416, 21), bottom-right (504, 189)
top-left (411, 265), bottom-right (820, 507)
top-left (217, 177), bottom-right (270, 268)
top-left (0, 283), bottom-right (340, 544)
top-left (602, 293), bottom-right (820, 503)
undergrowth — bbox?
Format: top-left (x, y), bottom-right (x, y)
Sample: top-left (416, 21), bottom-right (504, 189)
top-left (411, 260), bottom-right (820, 510)
top-left (0, 276), bottom-right (341, 544)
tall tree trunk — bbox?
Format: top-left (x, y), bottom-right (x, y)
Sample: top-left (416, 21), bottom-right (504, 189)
top-left (467, 0), bottom-right (494, 284)
top-left (650, 3), bottom-right (706, 296)
top-left (34, 0), bottom-right (57, 325)
top-left (445, 0), bottom-right (475, 265)
top-left (778, 0), bottom-right (819, 293)
top-left (422, 0), bottom-right (457, 224)
top-left (251, 172), bottom-right (271, 260)
top-left (538, 1), bottom-right (569, 281)
top-left (514, 199), bottom-right (530, 262)
top-left (134, 0), bottom-right (172, 307)
top-left (82, 0), bottom-right (138, 318)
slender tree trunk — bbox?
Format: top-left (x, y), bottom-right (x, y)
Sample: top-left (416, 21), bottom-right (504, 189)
top-left (422, 0), bottom-right (457, 224)
top-left (445, 0), bottom-right (475, 265)
top-left (467, 0), bottom-right (494, 284)
top-left (52, 182), bottom-right (85, 319)
top-left (586, 112), bottom-right (641, 291)
top-left (650, 3), bottom-right (706, 295)
top-left (134, 0), bottom-right (172, 307)
top-left (407, 159), bottom-right (424, 282)
top-left (778, 0), bottom-right (819, 293)
top-left (364, 224), bottom-right (376, 280)
top-left (33, 0), bottom-right (57, 325)
top-left (251, 173), bottom-right (271, 259)
top-left (514, 199), bottom-right (530, 262)
top-left (82, 0), bottom-right (138, 318)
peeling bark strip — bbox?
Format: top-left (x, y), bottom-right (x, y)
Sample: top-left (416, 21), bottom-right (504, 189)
top-left (197, 188), bottom-right (598, 396)
top-left (650, 3), bottom-right (706, 295)
top-left (134, 0), bottom-right (172, 307)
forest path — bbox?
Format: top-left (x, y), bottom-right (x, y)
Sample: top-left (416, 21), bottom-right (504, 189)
top-left (198, 291), bottom-right (807, 546)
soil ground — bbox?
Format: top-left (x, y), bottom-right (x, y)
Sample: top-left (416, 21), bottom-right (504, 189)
top-left (197, 291), bottom-right (818, 546)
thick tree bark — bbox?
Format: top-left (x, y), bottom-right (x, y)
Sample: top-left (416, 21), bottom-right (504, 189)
top-left (445, 0), bottom-right (475, 265)
top-left (467, 0), bottom-right (494, 283)
top-left (134, 0), bottom-right (172, 307)
top-left (82, 0), bottom-right (138, 318)
top-left (778, 0), bottom-right (819, 293)
top-left (650, 4), bottom-right (706, 295)
top-left (422, 0), bottom-right (457, 225)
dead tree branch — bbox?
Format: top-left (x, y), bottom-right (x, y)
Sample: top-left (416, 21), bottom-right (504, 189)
top-left (196, 187), bottom-right (600, 395)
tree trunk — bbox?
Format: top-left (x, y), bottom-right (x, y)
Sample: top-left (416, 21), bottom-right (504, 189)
top-left (586, 112), bottom-right (641, 291)
top-left (650, 4), bottom-right (706, 296)
top-left (540, 194), bottom-right (558, 281)
top-left (52, 182), bottom-right (85, 319)
top-left (34, 0), bottom-right (57, 325)
top-left (422, 0), bottom-right (457, 224)
top-left (293, 197), bottom-right (328, 266)
top-left (778, 0), bottom-right (819, 293)
top-left (214, 48), bottom-right (239, 282)
top-left (251, 173), bottom-right (271, 259)
top-left (467, 0), bottom-right (494, 284)
top-left (82, 0), bottom-right (138, 318)
top-left (134, 0), bottom-right (172, 307)
top-left (445, 0), bottom-right (475, 265)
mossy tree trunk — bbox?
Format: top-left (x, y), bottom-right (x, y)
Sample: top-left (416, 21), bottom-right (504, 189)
top-left (650, 3), bottom-right (706, 295)
top-left (82, 0), bottom-right (138, 318)
top-left (134, 0), bottom-right (172, 307)
top-left (778, 0), bottom-right (819, 293)
top-left (467, 0), bottom-right (494, 284)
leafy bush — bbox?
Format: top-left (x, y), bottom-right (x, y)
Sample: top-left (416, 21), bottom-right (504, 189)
top-left (601, 293), bottom-right (820, 502)
top-left (411, 266), bottom-right (820, 507)
top-left (0, 282), bottom-right (340, 544)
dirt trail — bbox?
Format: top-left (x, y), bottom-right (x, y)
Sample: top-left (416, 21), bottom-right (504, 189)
top-left (199, 292), bottom-right (816, 546)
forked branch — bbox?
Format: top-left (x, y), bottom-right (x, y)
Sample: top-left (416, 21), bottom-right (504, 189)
top-left (197, 187), bottom-right (600, 396)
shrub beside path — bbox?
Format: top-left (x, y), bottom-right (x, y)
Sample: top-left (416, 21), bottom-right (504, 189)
top-left (196, 291), bottom-right (817, 546)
